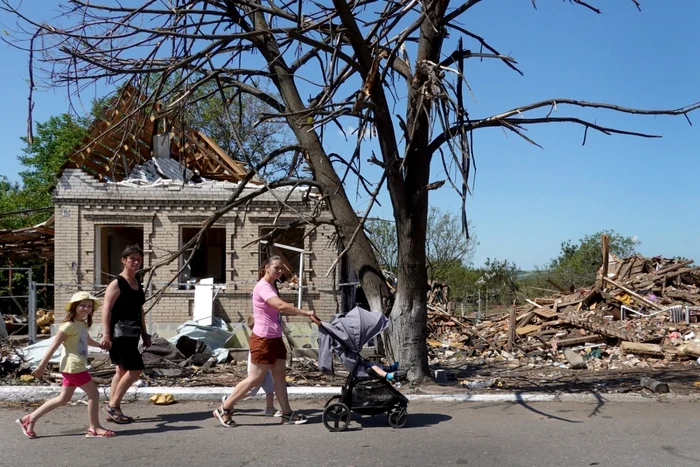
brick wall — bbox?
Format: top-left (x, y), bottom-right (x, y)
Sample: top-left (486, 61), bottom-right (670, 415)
top-left (53, 169), bottom-right (342, 326)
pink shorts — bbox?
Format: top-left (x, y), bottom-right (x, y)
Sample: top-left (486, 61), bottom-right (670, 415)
top-left (61, 371), bottom-right (92, 387)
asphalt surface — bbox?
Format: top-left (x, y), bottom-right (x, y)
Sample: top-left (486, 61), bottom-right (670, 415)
top-left (2, 398), bottom-right (700, 467)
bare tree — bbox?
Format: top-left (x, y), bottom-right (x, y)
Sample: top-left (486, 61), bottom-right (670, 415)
top-left (2, 0), bottom-right (698, 381)
top-left (426, 207), bottom-right (476, 281)
top-left (366, 207), bottom-right (477, 279)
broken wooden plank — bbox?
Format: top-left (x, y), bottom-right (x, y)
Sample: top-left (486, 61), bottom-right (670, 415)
top-left (654, 259), bottom-right (694, 276)
top-left (532, 307), bottom-right (559, 319)
top-left (678, 342), bottom-right (700, 359)
top-left (516, 324), bottom-right (542, 336)
top-left (507, 302), bottom-right (516, 352)
top-left (603, 277), bottom-right (664, 311)
top-left (556, 334), bottom-right (604, 347)
top-left (601, 234), bottom-right (610, 287)
top-left (516, 311), bottom-right (535, 328)
top-left (620, 342), bottom-right (664, 358)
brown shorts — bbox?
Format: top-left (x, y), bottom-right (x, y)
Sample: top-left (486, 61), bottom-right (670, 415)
top-left (249, 333), bottom-right (287, 365)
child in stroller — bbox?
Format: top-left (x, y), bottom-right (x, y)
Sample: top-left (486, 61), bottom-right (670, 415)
top-left (367, 361), bottom-right (406, 382)
top-left (315, 307), bottom-right (409, 432)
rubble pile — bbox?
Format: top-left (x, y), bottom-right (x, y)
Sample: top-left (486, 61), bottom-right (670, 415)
top-left (428, 254), bottom-right (700, 372)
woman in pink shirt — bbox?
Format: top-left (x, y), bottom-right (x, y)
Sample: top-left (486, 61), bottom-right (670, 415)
top-left (214, 256), bottom-right (316, 427)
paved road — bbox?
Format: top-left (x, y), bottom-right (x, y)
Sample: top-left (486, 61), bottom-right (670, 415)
top-left (2, 398), bottom-right (699, 467)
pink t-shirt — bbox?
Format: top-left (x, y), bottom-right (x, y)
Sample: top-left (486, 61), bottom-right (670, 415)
top-left (252, 279), bottom-right (282, 338)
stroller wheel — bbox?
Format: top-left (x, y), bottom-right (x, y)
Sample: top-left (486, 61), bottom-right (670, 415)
top-left (387, 406), bottom-right (407, 429)
top-left (324, 395), bottom-right (341, 408)
top-left (322, 402), bottom-right (351, 432)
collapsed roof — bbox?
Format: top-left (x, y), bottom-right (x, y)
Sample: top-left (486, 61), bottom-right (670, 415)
top-left (61, 84), bottom-right (250, 183)
top-left (0, 215), bottom-right (54, 261)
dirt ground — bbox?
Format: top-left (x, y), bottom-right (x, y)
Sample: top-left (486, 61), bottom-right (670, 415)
top-left (3, 338), bottom-right (700, 396)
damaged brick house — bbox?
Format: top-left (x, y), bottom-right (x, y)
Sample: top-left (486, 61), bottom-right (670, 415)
top-left (52, 87), bottom-right (342, 340)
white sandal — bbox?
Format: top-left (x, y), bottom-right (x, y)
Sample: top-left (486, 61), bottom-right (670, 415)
top-left (213, 405), bottom-right (236, 427)
top-left (280, 411), bottom-right (307, 425)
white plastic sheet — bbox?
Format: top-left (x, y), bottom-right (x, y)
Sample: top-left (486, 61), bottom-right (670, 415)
top-left (167, 320), bottom-right (242, 363)
top-left (19, 336), bottom-right (102, 366)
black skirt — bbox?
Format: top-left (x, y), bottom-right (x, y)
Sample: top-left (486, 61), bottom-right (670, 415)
top-left (109, 337), bottom-right (144, 371)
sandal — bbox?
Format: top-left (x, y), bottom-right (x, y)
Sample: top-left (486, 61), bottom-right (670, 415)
top-left (86, 428), bottom-right (117, 438)
top-left (280, 411), bottom-right (307, 425)
top-left (16, 415), bottom-right (37, 439)
top-left (213, 404), bottom-right (236, 427)
top-left (104, 405), bottom-right (134, 424)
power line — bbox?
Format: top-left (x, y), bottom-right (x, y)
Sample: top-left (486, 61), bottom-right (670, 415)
top-left (0, 207), bottom-right (53, 218)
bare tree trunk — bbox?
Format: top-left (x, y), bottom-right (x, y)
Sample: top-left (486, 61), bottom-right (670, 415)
top-left (385, 0), bottom-right (449, 381)
top-left (238, 6), bottom-right (393, 315)
top-left (390, 214), bottom-right (431, 381)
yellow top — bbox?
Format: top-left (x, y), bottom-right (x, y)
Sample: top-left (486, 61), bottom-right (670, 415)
top-left (58, 321), bottom-right (89, 374)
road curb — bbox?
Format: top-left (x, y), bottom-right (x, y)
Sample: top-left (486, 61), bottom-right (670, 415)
top-left (1, 385), bottom-right (699, 404)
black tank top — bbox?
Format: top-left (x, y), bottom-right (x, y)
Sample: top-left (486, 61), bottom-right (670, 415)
top-left (110, 275), bottom-right (146, 332)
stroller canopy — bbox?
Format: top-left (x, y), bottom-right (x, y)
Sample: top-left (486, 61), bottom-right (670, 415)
top-left (317, 306), bottom-right (389, 375)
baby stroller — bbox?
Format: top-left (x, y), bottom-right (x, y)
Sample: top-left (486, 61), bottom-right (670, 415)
top-left (314, 306), bottom-right (409, 432)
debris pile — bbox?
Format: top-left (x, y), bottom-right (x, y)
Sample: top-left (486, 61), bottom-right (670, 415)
top-left (428, 254), bottom-right (700, 372)
top-left (2, 309), bottom-right (54, 336)
top-left (36, 310), bottom-right (54, 335)
top-left (427, 280), bottom-right (450, 309)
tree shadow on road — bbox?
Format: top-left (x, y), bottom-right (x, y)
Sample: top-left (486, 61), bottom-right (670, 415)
top-left (661, 445), bottom-right (700, 463)
top-left (512, 393), bottom-right (582, 423)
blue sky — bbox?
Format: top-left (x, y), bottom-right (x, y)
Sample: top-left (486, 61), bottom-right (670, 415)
top-left (1, 1), bottom-right (699, 269)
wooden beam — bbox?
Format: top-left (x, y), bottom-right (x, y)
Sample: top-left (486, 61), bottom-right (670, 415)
top-left (556, 334), bottom-right (604, 347)
top-left (601, 234), bottom-right (610, 288)
top-left (507, 301), bottom-right (516, 352)
top-left (602, 277), bottom-right (664, 311)
top-left (621, 342), bottom-right (664, 357)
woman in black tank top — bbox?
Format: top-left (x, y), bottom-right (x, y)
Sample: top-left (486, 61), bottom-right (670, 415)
top-left (100, 245), bottom-right (151, 424)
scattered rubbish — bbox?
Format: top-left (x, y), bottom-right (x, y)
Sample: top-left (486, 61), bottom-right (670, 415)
top-left (149, 393), bottom-right (176, 405)
top-left (19, 374), bottom-right (35, 383)
top-left (433, 369), bottom-right (448, 384)
top-left (36, 310), bottom-right (54, 335)
top-left (640, 376), bottom-right (669, 394)
top-left (428, 254), bottom-right (700, 374)
top-left (461, 379), bottom-right (495, 390)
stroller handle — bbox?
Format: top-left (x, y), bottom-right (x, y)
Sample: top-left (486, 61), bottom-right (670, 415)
top-left (309, 315), bottom-right (321, 326)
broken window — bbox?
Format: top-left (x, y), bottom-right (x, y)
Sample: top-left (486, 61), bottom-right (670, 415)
top-left (180, 227), bottom-right (226, 287)
top-left (259, 226), bottom-right (305, 284)
top-left (96, 225), bottom-right (144, 284)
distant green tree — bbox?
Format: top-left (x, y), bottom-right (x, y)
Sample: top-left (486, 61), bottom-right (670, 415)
top-left (532, 230), bottom-right (638, 291)
top-left (365, 217), bottom-right (398, 272)
top-left (0, 113), bottom-right (88, 229)
top-left (438, 259), bottom-right (482, 302)
top-left (365, 207), bottom-right (477, 279)
top-left (426, 207), bottom-right (477, 281)
top-left (480, 258), bottom-right (521, 306)
top-left (0, 113), bottom-right (88, 316)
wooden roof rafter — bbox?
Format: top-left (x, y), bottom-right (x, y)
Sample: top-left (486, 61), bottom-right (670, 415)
top-left (61, 84), bottom-right (252, 183)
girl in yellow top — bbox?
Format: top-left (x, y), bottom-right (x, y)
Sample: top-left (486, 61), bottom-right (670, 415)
top-left (16, 292), bottom-right (116, 438)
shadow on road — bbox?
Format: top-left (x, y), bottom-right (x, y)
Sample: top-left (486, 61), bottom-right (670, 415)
top-left (513, 393), bottom-right (582, 423)
top-left (113, 423), bottom-right (202, 436)
top-left (661, 445), bottom-right (700, 463)
top-left (357, 412), bottom-right (451, 429)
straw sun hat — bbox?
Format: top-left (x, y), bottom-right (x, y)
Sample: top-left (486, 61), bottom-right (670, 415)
top-left (65, 291), bottom-right (101, 312)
